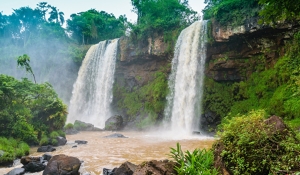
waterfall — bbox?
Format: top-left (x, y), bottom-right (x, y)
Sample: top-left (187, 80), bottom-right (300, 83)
top-left (164, 21), bottom-right (207, 135)
top-left (67, 39), bottom-right (119, 128)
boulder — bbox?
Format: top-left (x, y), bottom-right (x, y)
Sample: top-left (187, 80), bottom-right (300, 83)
top-left (104, 133), bottom-right (127, 138)
top-left (105, 115), bottom-right (123, 131)
top-left (133, 160), bottom-right (177, 175)
top-left (5, 168), bottom-right (25, 175)
top-left (56, 136), bottom-right (67, 146)
top-left (114, 161), bottom-right (137, 175)
top-left (42, 153), bottom-right (52, 162)
top-left (74, 120), bottom-right (95, 131)
top-left (37, 145), bottom-right (56, 152)
top-left (64, 128), bottom-right (79, 135)
top-left (103, 168), bottom-right (115, 175)
top-left (20, 156), bottom-right (40, 165)
top-left (75, 140), bottom-right (88, 144)
top-left (23, 161), bottom-right (45, 172)
top-left (42, 154), bottom-right (81, 175)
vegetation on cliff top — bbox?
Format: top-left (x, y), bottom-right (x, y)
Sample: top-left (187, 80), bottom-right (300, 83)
top-left (203, 0), bottom-right (300, 26)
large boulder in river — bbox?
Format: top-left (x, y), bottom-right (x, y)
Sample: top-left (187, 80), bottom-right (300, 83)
top-left (133, 160), bottom-right (177, 175)
top-left (23, 161), bottom-right (45, 173)
top-left (43, 154), bottom-right (81, 175)
top-left (37, 145), bottom-right (56, 152)
top-left (104, 133), bottom-right (127, 138)
top-left (74, 120), bottom-right (101, 131)
top-left (56, 136), bottom-right (67, 146)
top-left (105, 115), bottom-right (123, 131)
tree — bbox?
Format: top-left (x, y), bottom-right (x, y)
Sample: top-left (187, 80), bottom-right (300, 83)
top-left (48, 5), bottom-right (65, 25)
top-left (130, 0), bottom-right (198, 39)
top-left (258, 0), bottom-right (300, 24)
top-left (17, 54), bottom-right (36, 84)
top-left (67, 9), bottom-right (127, 44)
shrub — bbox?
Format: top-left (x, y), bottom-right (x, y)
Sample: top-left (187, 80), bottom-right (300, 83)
top-left (215, 110), bottom-right (300, 174)
top-left (170, 143), bottom-right (218, 175)
top-left (64, 123), bottom-right (74, 130)
top-left (0, 137), bottom-right (29, 164)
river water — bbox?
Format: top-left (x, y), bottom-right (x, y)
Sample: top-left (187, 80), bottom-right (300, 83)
top-left (0, 131), bottom-right (215, 175)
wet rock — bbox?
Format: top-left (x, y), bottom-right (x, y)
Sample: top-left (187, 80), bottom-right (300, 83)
top-left (114, 161), bottom-right (137, 175)
top-left (43, 154), bottom-right (81, 175)
top-left (23, 161), bottom-right (45, 172)
top-left (75, 140), bottom-right (88, 144)
top-left (133, 160), bottom-right (177, 175)
top-left (42, 153), bottom-right (52, 162)
top-left (64, 128), bottom-right (79, 135)
top-left (56, 136), bottom-right (67, 146)
top-left (37, 145), bottom-right (56, 152)
top-left (20, 156), bottom-right (40, 165)
top-left (105, 115), bottom-right (124, 131)
top-left (5, 168), bottom-right (25, 175)
top-left (103, 168), bottom-right (115, 175)
top-left (104, 133), bottom-right (127, 138)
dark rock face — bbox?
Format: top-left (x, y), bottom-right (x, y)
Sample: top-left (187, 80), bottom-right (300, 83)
top-left (104, 133), bottom-right (127, 138)
top-left (133, 160), bottom-right (177, 175)
top-left (105, 115), bottom-right (123, 131)
top-left (206, 20), bottom-right (300, 82)
top-left (37, 145), bottom-right (56, 152)
top-left (5, 168), bottom-right (25, 175)
top-left (43, 154), bottom-right (81, 175)
top-left (75, 140), bottom-right (88, 144)
top-left (56, 136), bottom-right (67, 146)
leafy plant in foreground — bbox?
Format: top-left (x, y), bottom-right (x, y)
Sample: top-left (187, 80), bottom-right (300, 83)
top-left (215, 110), bottom-right (300, 174)
top-left (170, 143), bottom-right (218, 175)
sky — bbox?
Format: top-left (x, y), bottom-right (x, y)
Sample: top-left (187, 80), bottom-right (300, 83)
top-left (0, 0), bottom-right (206, 23)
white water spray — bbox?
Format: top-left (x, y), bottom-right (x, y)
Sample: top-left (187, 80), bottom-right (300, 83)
top-left (164, 21), bottom-right (207, 135)
top-left (67, 39), bottom-right (119, 128)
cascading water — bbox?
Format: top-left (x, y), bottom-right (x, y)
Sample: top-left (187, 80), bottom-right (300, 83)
top-left (67, 39), bottom-right (119, 128)
top-left (164, 21), bottom-right (207, 135)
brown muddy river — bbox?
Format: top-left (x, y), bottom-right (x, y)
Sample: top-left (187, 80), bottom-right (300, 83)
top-left (0, 131), bottom-right (215, 175)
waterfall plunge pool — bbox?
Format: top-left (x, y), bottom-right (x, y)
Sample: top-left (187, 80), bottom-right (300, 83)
top-left (0, 131), bottom-right (214, 175)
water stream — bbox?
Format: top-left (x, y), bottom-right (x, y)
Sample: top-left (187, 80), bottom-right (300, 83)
top-left (164, 21), bottom-right (207, 135)
top-left (67, 39), bottom-right (119, 128)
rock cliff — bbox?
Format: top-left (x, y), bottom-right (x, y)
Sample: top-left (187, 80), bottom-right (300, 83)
top-left (206, 19), bottom-right (300, 82)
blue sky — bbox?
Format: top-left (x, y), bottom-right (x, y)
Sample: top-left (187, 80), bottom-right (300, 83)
top-left (0, 0), bottom-right (206, 22)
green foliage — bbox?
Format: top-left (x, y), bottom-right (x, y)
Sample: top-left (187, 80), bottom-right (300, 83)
top-left (64, 123), bottom-right (74, 129)
top-left (258, 0), bottom-right (300, 25)
top-left (67, 9), bottom-right (128, 44)
top-left (204, 32), bottom-right (300, 129)
top-left (0, 137), bottom-right (29, 163)
top-left (0, 74), bottom-right (67, 145)
top-left (216, 110), bottom-right (300, 174)
top-left (170, 143), bottom-right (218, 175)
top-left (17, 54), bottom-right (36, 83)
top-left (203, 0), bottom-right (260, 26)
top-left (114, 67), bottom-right (169, 128)
top-left (130, 0), bottom-right (198, 43)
